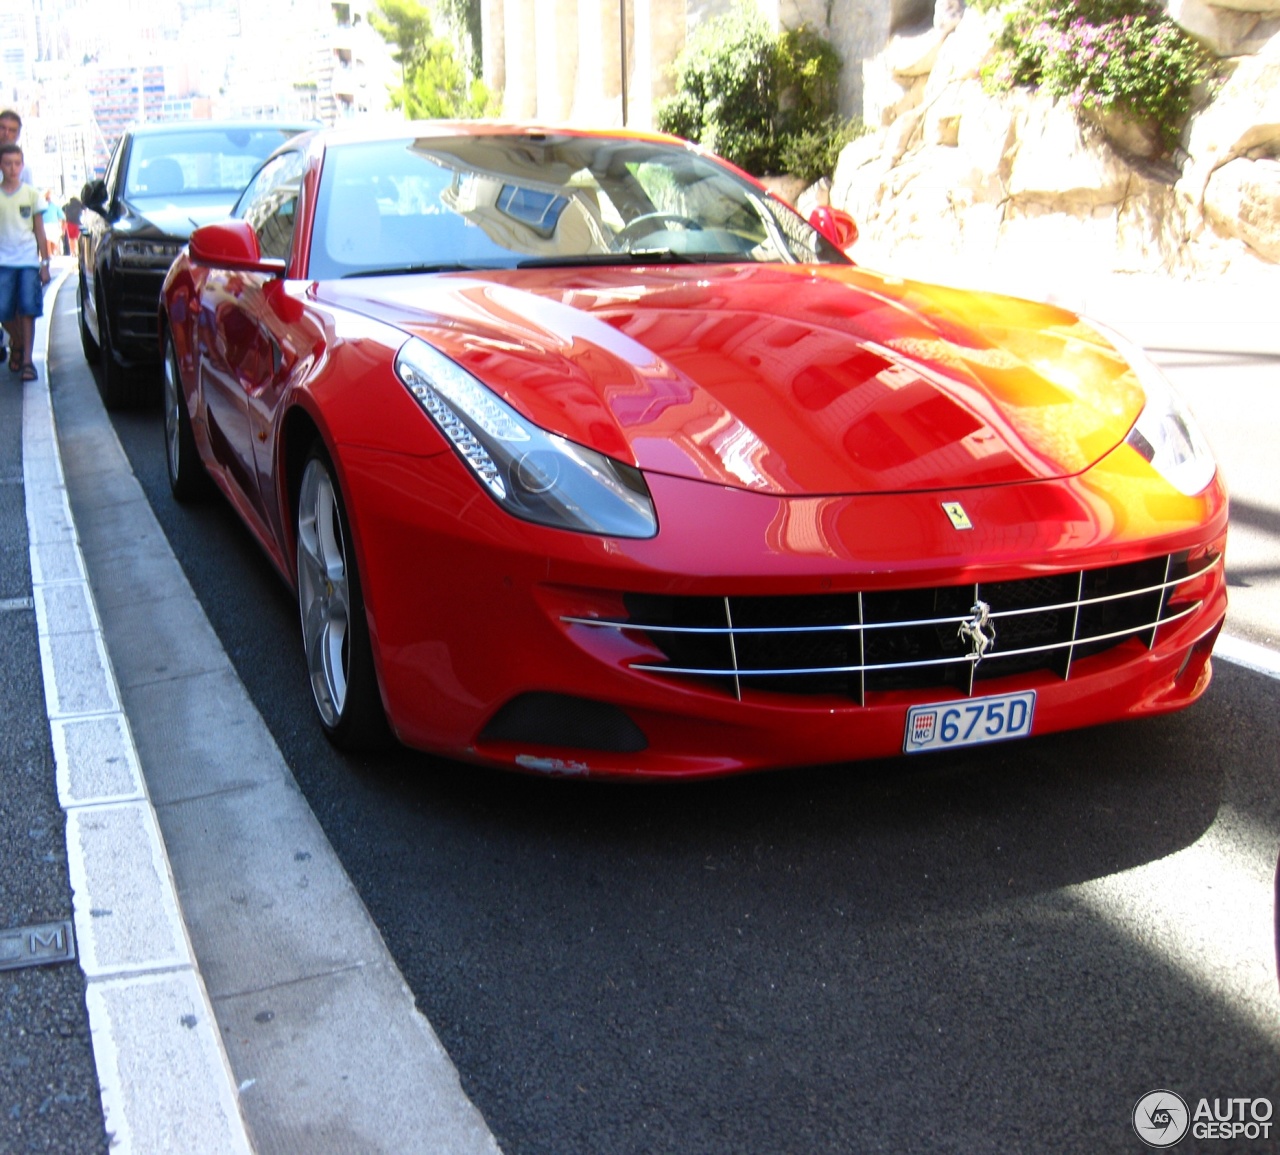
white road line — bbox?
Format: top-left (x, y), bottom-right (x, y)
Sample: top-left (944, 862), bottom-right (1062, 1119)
top-left (1216, 633), bottom-right (1280, 681)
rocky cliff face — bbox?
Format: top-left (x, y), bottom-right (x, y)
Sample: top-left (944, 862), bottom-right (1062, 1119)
top-left (830, 2), bottom-right (1280, 283)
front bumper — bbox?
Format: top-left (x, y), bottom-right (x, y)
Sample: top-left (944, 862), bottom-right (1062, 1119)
top-left (338, 442), bottom-right (1229, 779)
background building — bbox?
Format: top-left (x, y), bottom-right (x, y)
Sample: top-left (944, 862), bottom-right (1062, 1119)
top-left (0, 0), bottom-right (396, 195)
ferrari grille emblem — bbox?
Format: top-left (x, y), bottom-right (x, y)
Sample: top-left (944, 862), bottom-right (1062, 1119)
top-left (942, 501), bottom-right (972, 530)
top-left (958, 600), bottom-right (997, 663)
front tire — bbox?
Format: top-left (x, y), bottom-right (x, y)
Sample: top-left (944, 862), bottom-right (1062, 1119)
top-left (295, 446), bottom-right (391, 751)
top-left (78, 274), bottom-right (100, 365)
top-left (162, 331), bottom-right (210, 503)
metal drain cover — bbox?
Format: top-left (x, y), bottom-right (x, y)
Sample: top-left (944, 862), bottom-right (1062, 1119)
top-left (0, 920), bottom-right (76, 972)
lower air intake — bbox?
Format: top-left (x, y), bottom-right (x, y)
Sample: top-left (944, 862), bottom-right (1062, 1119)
top-left (480, 693), bottom-right (648, 752)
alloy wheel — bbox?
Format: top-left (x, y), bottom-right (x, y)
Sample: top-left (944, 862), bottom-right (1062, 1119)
top-left (297, 456), bottom-right (351, 728)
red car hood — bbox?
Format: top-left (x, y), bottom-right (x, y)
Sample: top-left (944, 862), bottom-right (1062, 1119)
top-left (314, 264), bottom-right (1145, 496)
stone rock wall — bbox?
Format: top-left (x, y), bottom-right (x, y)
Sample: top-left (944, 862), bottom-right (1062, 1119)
top-left (832, 2), bottom-right (1280, 282)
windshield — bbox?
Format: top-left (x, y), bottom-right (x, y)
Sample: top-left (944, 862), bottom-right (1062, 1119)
top-left (308, 132), bottom-right (850, 279)
top-left (124, 126), bottom-right (304, 199)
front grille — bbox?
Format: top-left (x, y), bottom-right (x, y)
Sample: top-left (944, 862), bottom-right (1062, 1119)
top-left (563, 552), bottom-right (1218, 703)
top-left (114, 268), bottom-right (169, 348)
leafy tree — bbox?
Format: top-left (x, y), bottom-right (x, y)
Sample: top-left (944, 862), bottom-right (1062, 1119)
top-left (397, 38), bottom-right (498, 118)
top-left (371, 0), bottom-right (433, 89)
top-left (437, 0), bottom-right (483, 74)
top-left (371, 0), bottom-right (498, 118)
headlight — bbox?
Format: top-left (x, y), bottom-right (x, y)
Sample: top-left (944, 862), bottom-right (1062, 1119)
top-left (396, 338), bottom-right (658, 538)
top-left (1084, 319), bottom-right (1217, 496)
top-left (117, 239), bottom-right (185, 268)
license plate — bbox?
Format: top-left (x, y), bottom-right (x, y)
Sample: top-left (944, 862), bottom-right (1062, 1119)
top-left (904, 690), bottom-right (1036, 754)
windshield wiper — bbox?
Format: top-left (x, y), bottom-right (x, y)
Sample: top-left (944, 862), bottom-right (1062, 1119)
top-left (342, 252), bottom-right (729, 277)
top-left (516, 250), bottom-right (723, 269)
top-left (342, 262), bottom-right (509, 278)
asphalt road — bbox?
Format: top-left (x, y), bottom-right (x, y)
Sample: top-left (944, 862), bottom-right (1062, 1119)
top-left (58, 287), bottom-right (1280, 1153)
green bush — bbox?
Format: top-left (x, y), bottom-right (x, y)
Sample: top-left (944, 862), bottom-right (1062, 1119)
top-left (656, 10), bottom-right (860, 179)
top-left (778, 116), bottom-right (869, 185)
top-left (980, 0), bottom-right (1217, 154)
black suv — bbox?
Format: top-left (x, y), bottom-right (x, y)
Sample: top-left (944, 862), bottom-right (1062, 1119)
top-left (78, 120), bottom-right (311, 406)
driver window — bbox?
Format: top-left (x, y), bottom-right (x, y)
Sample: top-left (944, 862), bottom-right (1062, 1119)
top-left (241, 151), bottom-right (307, 263)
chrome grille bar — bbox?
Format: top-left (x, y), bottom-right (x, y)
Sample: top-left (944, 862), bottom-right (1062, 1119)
top-left (855, 591), bottom-right (866, 707)
top-left (1064, 570), bottom-right (1085, 681)
top-left (1144, 553), bottom-right (1175, 650)
top-left (965, 582), bottom-right (980, 697)
top-left (723, 596), bottom-right (742, 702)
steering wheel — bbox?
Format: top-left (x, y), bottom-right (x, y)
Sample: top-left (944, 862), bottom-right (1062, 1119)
top-left (615, 212), bottom-right (704, 248)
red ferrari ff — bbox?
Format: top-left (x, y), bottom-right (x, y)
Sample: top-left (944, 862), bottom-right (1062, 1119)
top-left (159, 122), bottom-right (1227, 778)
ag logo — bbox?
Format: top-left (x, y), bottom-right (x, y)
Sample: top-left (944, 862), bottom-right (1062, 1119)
top-left (1133, 1090), bottom-right (1190, 1147)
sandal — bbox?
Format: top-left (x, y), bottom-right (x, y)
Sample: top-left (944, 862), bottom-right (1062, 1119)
top-left (22, 363), bottom-right (36, 382)
top-left (8, 347), bottom-right (20, 372)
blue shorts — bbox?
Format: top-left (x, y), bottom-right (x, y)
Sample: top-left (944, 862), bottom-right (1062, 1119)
top-left (0, 266), bottom-right (43, 323)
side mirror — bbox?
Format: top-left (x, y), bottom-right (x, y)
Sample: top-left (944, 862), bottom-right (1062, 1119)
top-left (808, 206), bottom-right (858, 250)
top-left (189, 220), bottom-right (286, 277)
top-left (81, 178), bottom-right (109, 212)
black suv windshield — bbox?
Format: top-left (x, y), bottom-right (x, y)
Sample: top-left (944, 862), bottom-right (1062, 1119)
top-left (124, 127), bottom-right (304, 199)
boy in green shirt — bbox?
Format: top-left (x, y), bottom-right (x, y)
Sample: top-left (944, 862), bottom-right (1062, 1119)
top-left (0, 142), bottom-right (50, 381)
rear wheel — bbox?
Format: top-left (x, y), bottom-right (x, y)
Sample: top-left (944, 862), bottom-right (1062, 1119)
top-left (295, 446), bottom-right (391, 751)
top-left (162, 331), bottom-right (210, 502)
